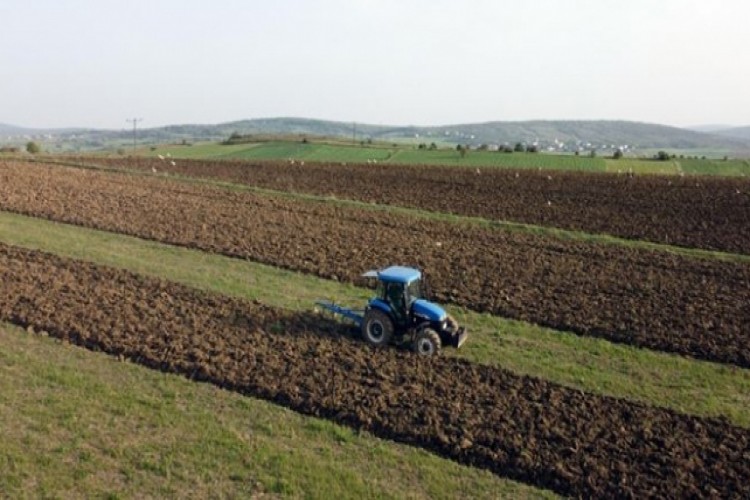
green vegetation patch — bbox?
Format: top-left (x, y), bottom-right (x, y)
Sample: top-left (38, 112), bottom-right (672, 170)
top-left (148, 141), bottom-right (396, 163)
top-left (679, 158), bottom-right (750, 176)
top-left (604, 157), bottom-right (750, 177)
top-left (146, 141), bottom-right (608, 170)
top-left (605, 158), bottom-right (681, 175)
top-left (1, 211), bottom-right (748, 428)
top-left (390, 149), bottom-right (606, 170)
top-left (141, 140), bottom-right (750, 176)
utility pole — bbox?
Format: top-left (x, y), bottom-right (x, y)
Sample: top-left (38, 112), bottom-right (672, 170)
top-left (126, 118), bottom-right (143, 154)
top-left (352, 122), bottom-right (356, 144)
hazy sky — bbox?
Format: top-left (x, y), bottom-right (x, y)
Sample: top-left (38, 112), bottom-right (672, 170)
top-left (2, 0), bottom-right (749, 129)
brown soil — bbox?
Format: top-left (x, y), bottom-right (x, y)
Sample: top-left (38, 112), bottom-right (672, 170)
top-left (1, 160), bottom-right (749, 368)
top-left (1, 242), bottom-right (748, 498)
top-left (87, 156), bottom-right (750, 254)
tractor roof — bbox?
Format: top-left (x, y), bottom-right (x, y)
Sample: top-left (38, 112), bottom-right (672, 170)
top-left (362, 266), bottom-right (421, 284)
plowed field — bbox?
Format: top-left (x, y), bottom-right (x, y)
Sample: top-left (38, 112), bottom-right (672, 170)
top-left (1, 243), bottom-right (748, 498)
top-left (86, 156), bottom-right (750, 254)
top-left (1, 160), bottom-right (749, 367)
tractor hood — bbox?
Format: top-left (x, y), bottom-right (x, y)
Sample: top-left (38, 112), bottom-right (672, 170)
top-left (411, 299), bottom-right (447, 322)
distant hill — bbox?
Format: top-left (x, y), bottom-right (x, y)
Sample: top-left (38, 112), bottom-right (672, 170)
top-left (0, 123), bottom-right (83, 140)
top-left (686, 124), bottom-right (734, 133)
top-left (420, 120), bottom-right (750, 150)
top-left (1, 117), bottom-right (749, 155)
top-left (713, 126), bottom-right (750, 141)
top-left (0, 123), bottom-right (34, 136)
top-left (217, 118), bottom-right (750, 151)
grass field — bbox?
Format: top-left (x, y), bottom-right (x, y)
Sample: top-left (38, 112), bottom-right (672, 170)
top-left (680, 157), bottom-right (750, 176)
top-left (142, 140), bottom-right (750, 175)
top-left (147, 141), bottom-right (607, 170)
top-left (389, 149), bottom-right (606, 170)
top-left (1, 210), bottom-right (748, 429)
top-left (604, 158), bottom-right (681, 175)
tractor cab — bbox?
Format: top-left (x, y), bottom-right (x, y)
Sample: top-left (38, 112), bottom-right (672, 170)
top-left (361, 266), bottom-right (467, 354)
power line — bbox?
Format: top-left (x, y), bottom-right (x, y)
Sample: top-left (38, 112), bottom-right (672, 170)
top-left (126, 118), bottom-right (143, 154)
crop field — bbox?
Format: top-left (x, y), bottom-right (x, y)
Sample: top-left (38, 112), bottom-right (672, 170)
top-left (1, 156), bottom-right (749, 497)
top-left (2, 160), bottom-right (750, 366)
top-left (69, 156), bottom-right (750, 254)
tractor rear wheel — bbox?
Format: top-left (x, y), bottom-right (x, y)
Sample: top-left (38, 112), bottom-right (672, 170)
top-left (362, 309), bottom-right (394, 347)
top-left (413, 328), bottom-right (441, 356)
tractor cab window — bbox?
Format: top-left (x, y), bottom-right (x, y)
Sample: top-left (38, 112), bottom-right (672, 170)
top-left (406, 280), bottom-right (422, 304)
top-left (376, 281), bottom-right (386, 301)
top-left (385, 282), bottom-right (407, 324)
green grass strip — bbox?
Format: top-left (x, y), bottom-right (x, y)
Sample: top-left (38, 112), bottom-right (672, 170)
top-left (0, 322), bottom-right (546, 499)
top-left (1, 210), bottom-right (748, 429)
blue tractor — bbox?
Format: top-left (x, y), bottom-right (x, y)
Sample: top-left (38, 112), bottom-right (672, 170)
top-left (316, 266), bottom-right (467, 355)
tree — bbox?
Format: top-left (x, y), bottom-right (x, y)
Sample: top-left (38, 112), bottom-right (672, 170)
top-left (656, 151), bottom-right (670, 161)
top-left (26, 141), bottom-right (40, 154)
top-left (514, 142), bottom-right (525, 152)
top-left (428, 142), bottom-right (437, 150)
top-left (526, 144), bottom-right (538, 153)
top-left (613, 149), bottom-right (623, 159)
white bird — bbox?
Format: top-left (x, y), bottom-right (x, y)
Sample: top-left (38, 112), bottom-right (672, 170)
top-left (170, 160), bottom-right (176, 166)
top-left (157, 154), bottom-right (165, 160)
top-left (151, 166), bottom-right (157, 173)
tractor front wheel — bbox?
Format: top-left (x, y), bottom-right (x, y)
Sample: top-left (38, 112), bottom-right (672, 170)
top-left (413, 328), bottom-right (441, 356)
top-left (362, 309), bottom-right (394, 347)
